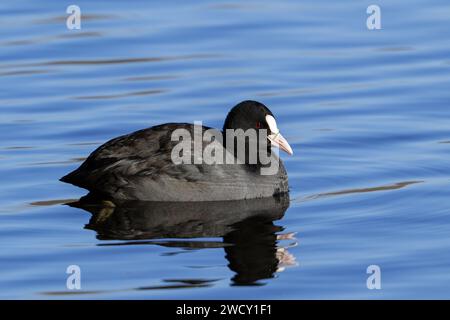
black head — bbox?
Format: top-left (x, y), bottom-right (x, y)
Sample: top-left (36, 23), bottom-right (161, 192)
top-left (223, 100), bottom-right (293, 156)
top-left (223, 100), bottom-right (273, 132)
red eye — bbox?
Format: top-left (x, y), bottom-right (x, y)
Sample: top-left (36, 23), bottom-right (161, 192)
top-left (256, 122), bottom-right (261, 129)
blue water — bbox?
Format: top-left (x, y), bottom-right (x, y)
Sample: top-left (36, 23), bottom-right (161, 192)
top-left (1, 0), bottom-right (450, 299)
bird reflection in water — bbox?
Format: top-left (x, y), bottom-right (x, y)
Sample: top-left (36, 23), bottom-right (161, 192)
top-left (69, 193), bottom-right (297, 286)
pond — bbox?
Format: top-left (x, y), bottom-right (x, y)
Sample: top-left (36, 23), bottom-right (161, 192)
top-left (1, 0), bottom-right (450, 299)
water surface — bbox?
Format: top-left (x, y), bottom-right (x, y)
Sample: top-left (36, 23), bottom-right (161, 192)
top-left (1, 0), bottom-right (450, 299)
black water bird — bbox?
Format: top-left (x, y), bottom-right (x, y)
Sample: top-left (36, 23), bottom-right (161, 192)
top-left (61, 100), bottom-right (293, 201)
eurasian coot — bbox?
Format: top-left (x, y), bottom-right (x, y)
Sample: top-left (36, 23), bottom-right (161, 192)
top-left (61, 100), bottom-right (293, 201)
